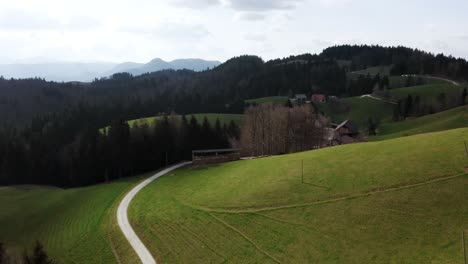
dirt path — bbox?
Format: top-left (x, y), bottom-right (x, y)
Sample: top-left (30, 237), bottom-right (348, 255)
top-left (191, 173), bottom-right (467, 214)
top-left (117, 162), bottom-right (192, 264)
top-left (360, 94), bottom-right (397, 104)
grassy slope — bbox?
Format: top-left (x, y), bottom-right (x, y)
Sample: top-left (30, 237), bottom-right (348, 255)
top-left (128, 113), bottom-right (244, 128)
top-left (389, 83), bottom-right (463, 101)
top-left (0, 177), bottom-right (144, 263)
top-left (130, 128), bottom-right (468, 263)
top-left (320, 97), bottom-right (395, 128)
top-left (245, 96), bottom-right (289, 105)
top-left (320, 83), bottom-right (464, 129)
top-left (372, 105), bottom-right (468, 141)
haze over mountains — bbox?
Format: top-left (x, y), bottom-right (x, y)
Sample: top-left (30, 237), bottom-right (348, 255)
top-left (0, 58), bottom-right (221, 82)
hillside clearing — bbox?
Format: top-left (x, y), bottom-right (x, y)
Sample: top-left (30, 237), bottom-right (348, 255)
top-left (129, 128), bottom-right (468, 263)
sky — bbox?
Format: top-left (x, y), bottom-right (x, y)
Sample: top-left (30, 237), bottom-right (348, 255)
top-left (0, 0), bottom-right (468, 64)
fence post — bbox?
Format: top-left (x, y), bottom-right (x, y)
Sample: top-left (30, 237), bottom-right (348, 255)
top-left (464, 141), bottom-right (468, 157)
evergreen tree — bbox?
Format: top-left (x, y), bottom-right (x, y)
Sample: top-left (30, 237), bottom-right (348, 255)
top-left (403, 95), bottom-right (413, 117)
top-left (23, 241), bottom-right (54, 264)
top-left (461, 88), bottom-right (467, 105)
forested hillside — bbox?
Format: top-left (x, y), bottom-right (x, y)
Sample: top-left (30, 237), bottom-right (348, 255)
top-left (0, 45), bottom-right (467, 187)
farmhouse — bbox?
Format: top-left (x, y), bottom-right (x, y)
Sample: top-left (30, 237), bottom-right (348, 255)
top-left (311, 94), bottom-right (326, 103)
top-left (325, 120), bottom-right (359, 145)
top-left (289, 94), bottom-right (308, 106)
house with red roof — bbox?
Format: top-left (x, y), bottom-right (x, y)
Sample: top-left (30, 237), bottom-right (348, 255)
top-left (311, 94), bottom-right (326, 103)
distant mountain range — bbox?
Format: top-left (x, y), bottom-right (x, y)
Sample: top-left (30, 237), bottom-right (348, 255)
top-left (105, 58), bottom-right (221, 77)
top-left (0, 58), bottom-right (221, 82)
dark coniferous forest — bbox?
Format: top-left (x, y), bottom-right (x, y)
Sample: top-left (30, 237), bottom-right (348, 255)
top-left (1, 45), bottom-right (468, 187)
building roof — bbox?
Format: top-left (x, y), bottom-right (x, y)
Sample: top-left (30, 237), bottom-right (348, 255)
top-left (311, 94), bottom-right (326, 100)
top-left (335, 120), bottom-right (358, 133)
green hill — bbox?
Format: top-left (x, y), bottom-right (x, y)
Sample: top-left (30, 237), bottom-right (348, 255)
top-left (0, 177), bottom-right (144, 263)
top-left (129, 128), bottom-right (468, 263)
top-left (320, 83), bottom-right (465, 130)
top-left (372, 105), bottom-right (468, 141)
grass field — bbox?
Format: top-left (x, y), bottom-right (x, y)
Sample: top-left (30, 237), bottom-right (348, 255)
top-left (371, 105), bottom-right (468, 141)
top-left (245, 96), bottom-right (289, 105)
top-left (129, 128), bottom-right (468, 263)
top-left (0, 176), bottom-right (146, 263)
top-left (389, 83), bottom-right (464, 101)
top-left (101, 113), bottom-right (244, 133)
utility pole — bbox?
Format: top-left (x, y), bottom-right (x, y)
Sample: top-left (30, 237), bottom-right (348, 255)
top-left (464, 141), bottom-right (468, 156)
top-left (301, 160), bottom-right (304, 184)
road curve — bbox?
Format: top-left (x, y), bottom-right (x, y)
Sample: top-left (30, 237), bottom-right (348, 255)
top-left (117, 161), bottom-right (192, 264)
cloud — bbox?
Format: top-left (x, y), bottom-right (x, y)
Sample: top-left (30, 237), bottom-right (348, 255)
top-left (244, 33), bottom-right (267, 42)
top-left (0, 9), bottom-right (58, 30)
top-left (0, 9), bottom-right (100, 31)
top-left (170, 0), bottom-right (221, 8)
top-left (318, 0), bottom-right (352, 7)
top-left (121, 22), bottom-right (211, 41)
top-left (225, 0), bottom-right (302, 11)
top-left (237, 12), bottom-right (266, 21)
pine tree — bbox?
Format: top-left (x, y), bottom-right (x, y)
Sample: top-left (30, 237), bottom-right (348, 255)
top-left (461, 88), bottom-right (467, 105)
top-left (403, 95), bottom-right (413, 117)
top-left (23, 241), bottom-right (53, 264)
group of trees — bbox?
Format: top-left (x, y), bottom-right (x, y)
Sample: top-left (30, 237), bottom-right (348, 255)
top-left (392, 88), bottom-right (467, 121)
top-left (347, 73), bottom-right (390, 96)
top-left (236, 104), bottom-right (327, 156)
top-left (0, 106), bottom-right (239, 187)
top-left (0, 241), bottom-right (53, 264)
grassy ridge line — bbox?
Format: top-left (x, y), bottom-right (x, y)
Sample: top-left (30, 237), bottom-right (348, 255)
top-left (130, 128), bottom-right (468, 263)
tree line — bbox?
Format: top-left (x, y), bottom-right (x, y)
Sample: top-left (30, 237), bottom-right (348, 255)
top-left (0, 106), bottom-right (239, 187)
top-left (393, 88), bottom-right (467, 121)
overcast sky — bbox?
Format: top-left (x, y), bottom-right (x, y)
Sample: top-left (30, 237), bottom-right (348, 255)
top-left (1, 0), bottom-right (467, 64)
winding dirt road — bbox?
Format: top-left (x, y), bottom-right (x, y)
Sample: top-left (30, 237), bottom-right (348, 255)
top-left (117, 162), bottom-right (192, 264)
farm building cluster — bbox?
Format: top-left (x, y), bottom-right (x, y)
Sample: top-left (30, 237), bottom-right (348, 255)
top-left (289, 94), bottom-right (359, 145)
top-left (289, 93), bottom-right (334, 106)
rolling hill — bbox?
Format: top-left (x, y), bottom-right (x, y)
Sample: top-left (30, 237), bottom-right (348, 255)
top-left (129, 128), bottom-right (468, 263)
top-left (1, 128), bottom-right (466, 263)
top-left (0, 176), bottom-right (144, 263)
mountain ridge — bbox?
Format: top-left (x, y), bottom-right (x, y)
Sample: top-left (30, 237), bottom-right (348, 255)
top-left (0, 58), bottom-right (222, 82)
